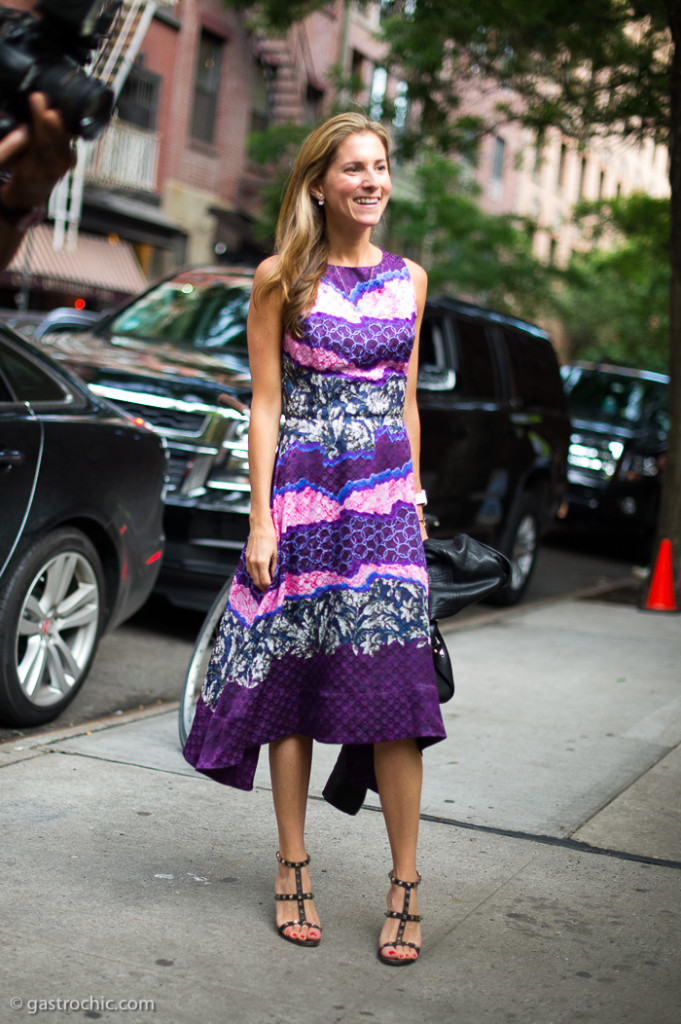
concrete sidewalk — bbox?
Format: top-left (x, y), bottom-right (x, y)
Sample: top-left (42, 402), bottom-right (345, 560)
top-left (1, 597), bottom-right (680, 1024)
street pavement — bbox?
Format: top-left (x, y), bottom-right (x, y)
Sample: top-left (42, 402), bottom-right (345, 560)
top-left (1, 595), bottom-right (679, 1024)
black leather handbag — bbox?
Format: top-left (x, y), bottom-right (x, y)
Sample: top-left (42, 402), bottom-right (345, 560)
top-left (424, 536), bottom-right (512, 703)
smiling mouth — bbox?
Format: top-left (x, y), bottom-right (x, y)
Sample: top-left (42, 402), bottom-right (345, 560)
top-left (354, 197), bottom-right (380, 205)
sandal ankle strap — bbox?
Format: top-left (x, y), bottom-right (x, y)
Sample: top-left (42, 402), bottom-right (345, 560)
top-left (389, 871), bottom-right (421, 889)
top-left (277, 851), bottom-right (311, 869)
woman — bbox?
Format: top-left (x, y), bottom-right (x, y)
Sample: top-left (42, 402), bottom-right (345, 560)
top-left (184, 112), bottom-right (446, 966)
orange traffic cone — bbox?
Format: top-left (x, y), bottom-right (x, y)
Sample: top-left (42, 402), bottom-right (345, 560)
top-left (641, 538), bottom-right (679, 613)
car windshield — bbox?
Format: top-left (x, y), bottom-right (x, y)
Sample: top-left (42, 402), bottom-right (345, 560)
top-left (562, 367), bottom-right (669, 432)
top-left (109, 273), bottom-right (251, 358)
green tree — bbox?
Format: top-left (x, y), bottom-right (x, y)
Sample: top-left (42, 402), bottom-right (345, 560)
top-left (387, 154), bottom-right (552, 317)
top-left (376, 0), bottom-right (680, 582)
top-left (558, 195), bottom-right (670, 372)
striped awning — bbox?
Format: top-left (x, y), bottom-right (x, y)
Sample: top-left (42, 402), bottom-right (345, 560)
top-left (3, 224), bottom-right (148, 300)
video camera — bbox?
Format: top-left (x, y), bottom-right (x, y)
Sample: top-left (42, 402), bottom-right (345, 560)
top-left (0, 0), bottom-right (119, 141)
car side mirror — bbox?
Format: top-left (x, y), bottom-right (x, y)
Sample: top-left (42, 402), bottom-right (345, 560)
top-left (417, 365), bottom-right (456, 391)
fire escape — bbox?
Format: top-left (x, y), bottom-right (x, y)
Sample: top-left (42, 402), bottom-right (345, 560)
top-left (49, 0), bottom-right (168, 250)
top-left (239, 21), bottom-right (325, 213)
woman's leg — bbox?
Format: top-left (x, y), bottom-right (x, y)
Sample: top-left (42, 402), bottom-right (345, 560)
top-left (374, 738), bottom-right (423, 961)
top-left (269, 733), bottom-right (321, 942)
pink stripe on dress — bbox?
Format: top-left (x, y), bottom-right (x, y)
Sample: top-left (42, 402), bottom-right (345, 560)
top-left (230, 561), bottom-right (428, 625)
top-left (272, 473), bottom-right (416, 530)
top-left (283, 334), bottom-right (406, 378)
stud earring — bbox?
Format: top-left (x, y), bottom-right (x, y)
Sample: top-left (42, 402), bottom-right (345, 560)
top-left (317, 197), bottom-right (324, 206)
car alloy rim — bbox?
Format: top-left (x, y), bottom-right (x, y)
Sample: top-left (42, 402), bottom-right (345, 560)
top-left (510, 514), bottom-right (538, 590)
top-left (15, 552), bottom-right (100, 708)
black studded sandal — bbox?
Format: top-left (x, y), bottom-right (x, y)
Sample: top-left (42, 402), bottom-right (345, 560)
top-left (274, 852), bottom-right (322, 947)
top-left (377, 871), bottom-right (422, 966)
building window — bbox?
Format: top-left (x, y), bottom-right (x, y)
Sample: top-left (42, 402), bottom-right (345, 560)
top-left (578, 156), bottom-right (588, 200)
top-left (393, 80), bottom-right (408, 132)
top-left (490, 136), bottom-right (505, 199)
top-left (117, 61), bottom-right (160, 130)
top-left (557, 142), bottom-right (567, 189)
top-left (250, 60), bottom-right (271, 134)
top-left (532, 134), bottom-right (543, 181)
top-left (351, 49), bottom-right (366, 94)
top-left (598, 169), bottom-right (606, 199)
top-left (370, 66), bottom-right (387, 121)
top-left (191, 30), bottom-right (223, 145)
top-left (492, 136), bottom-right (505, 182)
top-left (304, 82), bottom-right (324, 126)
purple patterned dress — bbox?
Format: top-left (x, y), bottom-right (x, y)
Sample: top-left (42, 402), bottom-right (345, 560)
top-left (183, 251), bottom-right (446, 795)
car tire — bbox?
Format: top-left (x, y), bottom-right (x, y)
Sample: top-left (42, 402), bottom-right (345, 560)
top-left (488, 493), bottom-right (541, 606)
top-left (0, 528), bottom-right (105, 727)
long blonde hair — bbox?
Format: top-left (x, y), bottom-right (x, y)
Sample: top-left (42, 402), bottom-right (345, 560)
top-left (253, 112), bottom-right (391, 339)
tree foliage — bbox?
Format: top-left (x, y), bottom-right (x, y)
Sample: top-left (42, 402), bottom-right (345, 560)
top-left (379, 1), bottom-right (670, 153)
top-left (231, 0), bottom-right (681, 573)
top-left (247, 122), bottom-right (311, 242)
top-left (557, 195), bottom-right (670, 372)
top-left (387, 155), bottom-right (552, 318)
top-left (226, 0), bottom-right (333, 32)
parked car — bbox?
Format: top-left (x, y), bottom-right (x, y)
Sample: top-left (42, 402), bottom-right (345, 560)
top-left (33, 307), bottom-right (104, 339)
top-left (0, 308), bottom-right (44, 338)
top-left (561, 361), bottom-right (669, 535)
top-left (0, 325), bottom-right (167, 726)
top-left (34, 266), bottom-right (569, 609)
top-left (417, 296), bottom-right (569, 602)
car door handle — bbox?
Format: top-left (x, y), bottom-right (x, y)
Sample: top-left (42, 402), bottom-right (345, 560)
top-left (0, 449), bottom-right (24, 467)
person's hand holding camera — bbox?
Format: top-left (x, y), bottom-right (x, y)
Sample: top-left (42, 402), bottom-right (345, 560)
top-left (0, 92), bottom-right (73, 214)
top-left (0, 92), bottom-right (73, 268)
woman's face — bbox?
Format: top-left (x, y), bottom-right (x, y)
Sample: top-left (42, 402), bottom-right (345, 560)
top-left (317, 131), bottom-right (391, 230)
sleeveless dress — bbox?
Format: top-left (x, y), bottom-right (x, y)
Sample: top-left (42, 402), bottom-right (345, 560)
top-left (183, 251), bottom-right (446, 795)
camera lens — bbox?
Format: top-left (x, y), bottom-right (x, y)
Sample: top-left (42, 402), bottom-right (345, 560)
top-left (40, 61), bottom-right (114, 139)
top-left (75, 86), bottom-right (115, 139)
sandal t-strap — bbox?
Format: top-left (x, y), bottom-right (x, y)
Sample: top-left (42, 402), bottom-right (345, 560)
top-left (274, 852), bottom-right (322, 947)
top-left (377, 871), bottom-right (422, 966)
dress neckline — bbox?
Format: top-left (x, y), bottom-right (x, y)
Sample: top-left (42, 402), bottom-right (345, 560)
top-left (326, 250), bottom-right (386, 271)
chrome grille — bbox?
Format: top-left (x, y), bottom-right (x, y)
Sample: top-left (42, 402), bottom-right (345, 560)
top-left (165, 449), bottom-right (193, 492)
top-left (111, 398), bottom-right (207, 435)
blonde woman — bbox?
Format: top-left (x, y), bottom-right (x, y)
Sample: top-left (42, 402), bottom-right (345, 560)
top-left (184, 112), bottom-right (445, 966)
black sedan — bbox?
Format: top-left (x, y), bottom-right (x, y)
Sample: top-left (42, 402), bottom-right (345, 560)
top-left (0, 325), bottom-right (167, 727)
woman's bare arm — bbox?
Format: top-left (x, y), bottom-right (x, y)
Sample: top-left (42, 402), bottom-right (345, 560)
top-left (403, 258), bottom-right (428, 541)
top-left (243, 256), bottom-right (284, 590)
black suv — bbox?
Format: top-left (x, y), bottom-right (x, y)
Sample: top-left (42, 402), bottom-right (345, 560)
top-left (35, 268), bottom-right (569, 609)
top-left (418, 297), bottom-right (569, 602)
top-left (561, 361), bottom-right (669, 536)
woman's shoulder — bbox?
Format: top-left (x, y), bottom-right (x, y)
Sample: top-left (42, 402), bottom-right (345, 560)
top-left (400, 256), bottom-right (427, 287)
top-left (253, 253), bottom-right (280, 284)
top-left (393, 255), bottom-right (427, 313)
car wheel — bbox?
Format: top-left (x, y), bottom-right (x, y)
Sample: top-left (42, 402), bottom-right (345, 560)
top-left (179, 573), bottom-right (234, 748)
top-left (488, 493), bottom-right (540, 606)
top-left (0, 528), bottom-right (105, 727)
